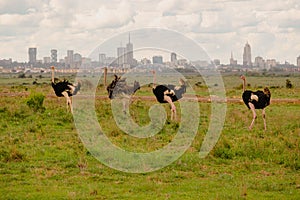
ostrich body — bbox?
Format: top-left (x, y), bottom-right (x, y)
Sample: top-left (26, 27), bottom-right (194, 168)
top-left (151, 71), bottom-right (186, 120)
top-left (51, 66), bottom-right (81, 113)
top-left (106, 74), bottom-right (140, 113)
top-left (241, 75), bottom-right (271, 130)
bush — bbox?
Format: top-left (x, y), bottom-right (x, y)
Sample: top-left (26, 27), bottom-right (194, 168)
top-left (286, 79), bottom-right (293, 89)
top-left (18, 73), bottom-right (26, 78)
top-left (26, 93), bottom-right (45, 112)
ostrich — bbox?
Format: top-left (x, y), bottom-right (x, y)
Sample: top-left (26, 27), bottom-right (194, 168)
top-left (51, 66), bottom-right (81, 113)
top-left (106, 74), bottom-right (140, 113)
top-left (240, 75), bottom-right (271, 130)
top-left (151, 70), bottom-right (186, 120)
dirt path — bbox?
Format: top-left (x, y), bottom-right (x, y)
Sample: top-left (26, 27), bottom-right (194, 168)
top-left (0, 92), bottom-right (299, 104)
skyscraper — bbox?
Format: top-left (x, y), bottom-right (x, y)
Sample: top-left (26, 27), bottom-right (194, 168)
top-left (254, 56), bottom-right (265, 68)
top-left (51, 49), bottom-right (57, 63)
top-left (153, 56), bottom-right (163, 64)
top-left (243, 42), bottom-right (252, 67)
top-left (126, 33), bottom-right (133, 66)
top-left (67, 50), bottom-right (74, 68)
top-left (230, 51), bottom-right (237, 66)
top-left (28, 47), bottom-right (37, 64)
top-left (171, 52), bottom-right (177, 63)
top-left (297, 55), bottom-right (300, 67)
top-left (99, 53), bottom-right (106, 64)
top-left (117, 46), bottom-right (126, 66)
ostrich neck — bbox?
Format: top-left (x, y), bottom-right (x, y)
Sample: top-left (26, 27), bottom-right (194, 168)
top-left (242, 78), bottom-right (246, 92)
top-left (153, 72), bottom-right (156, 88)
top-left (51, 69), bottom-right (55, 83)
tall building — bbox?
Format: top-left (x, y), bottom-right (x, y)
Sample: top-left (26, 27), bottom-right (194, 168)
top-left (74, 53), bottom-right (82, 68)
top-left (125, 33), bottom-right (133, 66)
top-left (297, 55), bottom-right (300, 67)
top-left (153, 56), bottom-right (163, 64)
top-left (213, 59), bottom-right (220, 66)
top-left (266, 59), bottom-right (277, 70)
top-left (43, 57), bottom-right (51, 64)
top-left (99, 53), bottom-right (106, 64)
top-left (67, 50), bottom-right (74, 68)
top-left (230, 51), bottom-right (237, 66)
top-left (243, 42), bottom-right (252, 67)
top-left (117, 46), bottom-right (126, 66)
top-left (51, 49), bottom-right (57, 63)
top-left (254, 56), bottom-right (265, 68)
top-left (28, 47), bottom-right (37, 64)
top-left (171, 52), bottom-right (177, 63)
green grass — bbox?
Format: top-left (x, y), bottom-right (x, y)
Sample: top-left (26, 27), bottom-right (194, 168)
top-left (0, 74), bottom-right (299, 199)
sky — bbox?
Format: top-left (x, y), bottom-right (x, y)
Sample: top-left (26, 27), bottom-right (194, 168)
top-left (0, 0), bottom-right (299, 64)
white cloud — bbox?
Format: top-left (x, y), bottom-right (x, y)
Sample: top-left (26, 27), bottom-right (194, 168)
top-left (0, 12), bottom-right (40, 26)
top-left (0, 0), bottom-right (47, 14)
top-left (71, 2), bottom-right (136, 30)
top-left (0, 0), bottom-right (299, 64)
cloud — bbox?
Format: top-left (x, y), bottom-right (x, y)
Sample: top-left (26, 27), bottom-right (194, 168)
top-left (0, 11), bottom-right (43, 37)
top-left (0, 0), bottom-right (299, 64)
top-left (71, 1), bottom-right (136, 30)
top-left (0, 0), bottom-right (47, 14)
top-left (155, 13), bottom-right (202, 32)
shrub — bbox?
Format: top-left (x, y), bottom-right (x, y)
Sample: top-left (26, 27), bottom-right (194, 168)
top-left (26, 93), bottom-right (45, 112)
top-left (212, 139), bottom-right (235, 159)
top-left (0, 148), bottom-right (26, 162)
top-left (18, 73), bottom-right (26, 78)
top-left (286, 79), bottom-right (293, 89)
top-left (195, 81), bottom-right (202, 87)
top-left (235, 84), bottom-right (243, 90)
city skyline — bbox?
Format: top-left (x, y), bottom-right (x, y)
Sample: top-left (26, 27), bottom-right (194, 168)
top-left (0, 1), bottom-right (299, 64)
top-left (1, 38), bottom-right (300, 66)
top-left (3, 40), bottom-right (300, 68)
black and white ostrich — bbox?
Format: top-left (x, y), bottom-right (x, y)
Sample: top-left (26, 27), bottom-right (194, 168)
top-left (51, 66), bottom-right (81, 113)
top-left (241, 75), bottom-right (271, 130)
top-left (106, 74), bottom-right (140, 113)
top-left (151, 70), bottom-right (186, 120)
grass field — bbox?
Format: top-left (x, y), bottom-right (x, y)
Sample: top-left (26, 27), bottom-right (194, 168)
top-left (0, 73), bottom-right (299, 199)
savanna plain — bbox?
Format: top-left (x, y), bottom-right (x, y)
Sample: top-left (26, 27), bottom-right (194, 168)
top-left (0, 72), bottom-right (299, 199)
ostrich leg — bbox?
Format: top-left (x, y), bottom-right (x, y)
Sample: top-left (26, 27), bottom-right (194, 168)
top-left (248, 102), bottom-right (257, 130)
top-left (164, 95), bottom-right (176, 121)
top-left (262, 108), bottom-right (267, 131)
top-left (62, 91), bottom-right (72, 113)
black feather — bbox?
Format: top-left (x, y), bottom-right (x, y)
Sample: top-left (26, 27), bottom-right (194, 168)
top-left (153, 84), bottom-right (186, 103)
top-left (242, 90), bottom-right (271, 109)
top-left (106, 75), bottom-right (140, 99)
top-left (52, 79), bottom-right (80, 97)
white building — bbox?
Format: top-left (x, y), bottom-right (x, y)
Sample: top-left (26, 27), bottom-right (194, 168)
top-left (43, 57), bottom-right (51, 64)
top-left (254, 56), bottom-right (265, 68)
top-left (99, 53), bottom-right (106, 64)
top-left (243, 42), bottom-right (252, 67)
top-left (266, 59), bottom-right (277, 70)
top-left (117, 47), bottom-right (126, 66)
top-left (67, 50), bottom-right (74, 68)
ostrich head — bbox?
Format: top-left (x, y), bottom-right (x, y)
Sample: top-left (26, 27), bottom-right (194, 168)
top-left (133, 81), bottom-right (140, 93)
top-left (174, 78), bottom-right (186, 93)
top-left (264, 87), bottom-right (271, 97)
top-left (240, 75), bottom-right (246, 80)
